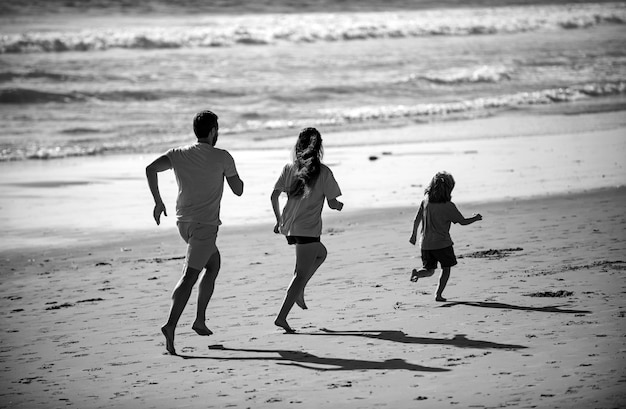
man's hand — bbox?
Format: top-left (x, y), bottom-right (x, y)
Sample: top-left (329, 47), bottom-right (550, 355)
top-left (328, 198), bottom-right (344, 211)
top-left (409, 235), bottom-right (417, 245)
top-left (153, 202), bottom-right (167, 225)
top-left (274, 222), bottom-right (280, 234)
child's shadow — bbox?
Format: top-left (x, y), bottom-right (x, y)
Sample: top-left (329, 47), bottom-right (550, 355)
top-left (307, 329), bottom-right (527, 350)
top-left (178, 345), bottom-right (450, 372)
top-left (438, 300), bottom-right (591, 314)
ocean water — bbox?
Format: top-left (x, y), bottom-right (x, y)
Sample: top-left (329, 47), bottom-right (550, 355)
top-left (0, 0), bottom-right (625, 161)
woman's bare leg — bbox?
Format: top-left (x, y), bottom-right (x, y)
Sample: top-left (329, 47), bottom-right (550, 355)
top-left (275, 242), bottom-right (326, 332)
top-left (296, 243), bottom-right (327, 309)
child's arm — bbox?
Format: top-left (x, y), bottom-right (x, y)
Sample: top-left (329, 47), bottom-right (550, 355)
top-left (146, 155), bottom-right (172, 225)
top-left (409, 204), bottom-right (423, 245)
top-left (271, 189), bottom-right (282, 233)
top-left (458, 213), bottom-right (483, 225)
top-left (327, 197), bottom-right (344, 211)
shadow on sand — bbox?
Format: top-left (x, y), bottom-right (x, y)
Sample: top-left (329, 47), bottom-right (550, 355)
top-left (438, 300), bottom-right (591, 314)
top-left (306, 329), bottom-right (527, 350)
top-left (177, 345), bottom-right (450, 372)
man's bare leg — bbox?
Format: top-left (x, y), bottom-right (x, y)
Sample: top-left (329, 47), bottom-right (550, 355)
top-left (193, 251), bottom-right (221, 336)
top-left (435, 267), bottom-right (451, 301)
top-left (162, 265), bottom-right (201, 354)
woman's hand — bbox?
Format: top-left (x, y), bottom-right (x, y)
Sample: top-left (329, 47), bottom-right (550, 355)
top-left (409, 235), bottom-right (417, 245)
top-left (274, 222), bottom-right (280, 234)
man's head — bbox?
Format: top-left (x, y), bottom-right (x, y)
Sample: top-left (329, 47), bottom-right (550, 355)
top-left (193, 110), bottom-right (219, 146)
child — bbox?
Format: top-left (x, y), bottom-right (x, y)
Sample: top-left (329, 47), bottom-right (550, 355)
top-left (409, 171), bottom-right (482, 302)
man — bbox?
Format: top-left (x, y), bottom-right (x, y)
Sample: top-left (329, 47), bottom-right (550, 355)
top-left (146, 110), bottom-right (244, 355)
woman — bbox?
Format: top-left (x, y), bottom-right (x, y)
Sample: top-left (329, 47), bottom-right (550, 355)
top-left (271, 127), bottom-right (344, 333)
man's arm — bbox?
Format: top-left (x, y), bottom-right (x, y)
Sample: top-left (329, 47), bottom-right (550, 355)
top-left (146, 155), bottom-right (172, 225)
top-left (226, 175), bottom-right (244, 196)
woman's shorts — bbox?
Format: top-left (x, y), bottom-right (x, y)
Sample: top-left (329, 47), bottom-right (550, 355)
top-left (421, 246), bottom-right (457, 269)
top-left (286, 235), bottom-right (320, 245)
top-left (177, 222), bottom-right (219, 270)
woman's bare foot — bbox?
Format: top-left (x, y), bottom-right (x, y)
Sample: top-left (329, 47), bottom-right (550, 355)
top-left (192, 322), bottom-right (214, 336)
top-left (410, 269), bottom-right (419, 282)
top-left (295, 293), bottom-right (308, 310)
top-left (274, 318), bottom-right (296, 334)
top-left (161, 325), bottom-right (176, 355)
top-left (435, 296), bottom-right (447, 302)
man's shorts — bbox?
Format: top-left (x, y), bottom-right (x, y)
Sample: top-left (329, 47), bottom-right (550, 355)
top-left (421, 246), bottom-right (458, 269)
top-left (177, 222), bottom-right (218, 270)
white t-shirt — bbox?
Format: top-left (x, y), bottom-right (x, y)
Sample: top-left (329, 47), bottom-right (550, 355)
top-left (274, 163), bottom-right (342, 237)
top-left (166, 143), bottom-right (238, 225)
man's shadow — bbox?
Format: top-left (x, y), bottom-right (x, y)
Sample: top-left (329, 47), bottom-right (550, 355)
top-left (306, 329), bottom-right (527, 350)
top-left (438, 300), bottom-right (591, 314)
top-left (178, 345), bottom-right (450, 372)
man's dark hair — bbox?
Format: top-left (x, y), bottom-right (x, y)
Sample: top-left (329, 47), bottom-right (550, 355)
top-left (193, 110), bottom-right (219, 139)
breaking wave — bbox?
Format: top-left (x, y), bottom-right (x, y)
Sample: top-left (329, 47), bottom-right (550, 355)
top-left (1, 3), bottom-right (624, 53)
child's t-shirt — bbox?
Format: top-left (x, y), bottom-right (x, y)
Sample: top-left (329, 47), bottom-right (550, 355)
top-left (274, 163), bottom-right (341, 237)
top-left (166, 143), bottom-right (238, 225)
top-left (419, 199), bottom-right (465, 250)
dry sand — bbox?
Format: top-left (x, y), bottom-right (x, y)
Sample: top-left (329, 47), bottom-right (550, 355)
top-left (1, 110), bottom-right (625, 408)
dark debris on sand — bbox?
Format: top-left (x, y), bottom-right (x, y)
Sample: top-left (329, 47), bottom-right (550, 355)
top-left (523, 290), bottom-right (574, 298)
top-left (459, 248), bottom-right (523, 260)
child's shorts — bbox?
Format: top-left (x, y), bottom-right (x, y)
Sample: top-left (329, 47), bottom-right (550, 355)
top-left (177, 222), bottom-right (219, 270)
top-left (421, 246), bottom-right (458, 269)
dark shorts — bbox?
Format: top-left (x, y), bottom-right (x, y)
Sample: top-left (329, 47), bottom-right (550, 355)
top-left (286, 236), bottom-right (321, 245)
top-left (421, 246), bottom-right (457, 269)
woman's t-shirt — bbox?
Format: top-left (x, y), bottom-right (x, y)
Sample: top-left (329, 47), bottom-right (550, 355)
top-left (419, 199), bottom-right (465, 250)
top-left (274, 163), bottom-right (342, 237)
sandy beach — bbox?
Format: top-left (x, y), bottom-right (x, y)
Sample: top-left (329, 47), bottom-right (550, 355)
top-left (1, 108), bottom-right (625, 408)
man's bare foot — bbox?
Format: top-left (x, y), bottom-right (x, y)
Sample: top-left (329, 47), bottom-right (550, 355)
top-left (295, 293), bottom-right (308, 310)
top-left (192, 322), bottom-right (214, 336)
top-left (274, 318), bottom-right (296, 334)
top-left (161, 325), bottom-right (176, 355)
top-left (435, 296), bottom-right (447, 302)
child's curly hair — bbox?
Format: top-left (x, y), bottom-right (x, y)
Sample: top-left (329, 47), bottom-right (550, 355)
top-left (425, 171), bottom-right (455, 203)
top-left (288, 127), bottom-right (324, 198)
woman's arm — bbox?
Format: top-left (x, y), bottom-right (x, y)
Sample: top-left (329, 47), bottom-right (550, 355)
top-left (271, 189), bottom-right (282, 233)
top-left (327, 197), bottom-right (344, 211)
top-left (458, 213), bottom-right (483, 225)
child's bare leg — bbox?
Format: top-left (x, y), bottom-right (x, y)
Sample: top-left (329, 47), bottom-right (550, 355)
top-left (435, 267), bottom-right (451, 301)
top-left (275, 242), bottom-right (323, 332)
top-left (411, 268), bottom-right (436, 282)
top-left (193, 250), bottom-right (221, 336)
top-left (296, 242), bottom-right (327, 309)
top-left (162, 265), bottom-right (201, 354)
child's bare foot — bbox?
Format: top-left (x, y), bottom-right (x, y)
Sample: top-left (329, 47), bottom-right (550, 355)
top-left (410, 269), bottom-right (419, 282)
top-left (295, 293), bottom-right (308, 310)
top-left (274, 318), bottom-right (296, 334)
top-left (435, 296), bottom-right (447, 302)
top-left (161, 325), bottom-right (176, 355)
top-left (192, 322), bottom-right (214, 336)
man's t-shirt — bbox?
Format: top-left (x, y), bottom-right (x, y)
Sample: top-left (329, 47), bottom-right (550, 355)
top-left (419, 199), bottom-right (465, 250)
top-left (166, 143), bottom-right (238, 225)
top-left (274, 163), bottom-right (341, 237)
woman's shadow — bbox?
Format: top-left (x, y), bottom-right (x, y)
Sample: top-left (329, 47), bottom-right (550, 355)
top-left (179, 345), bottom-right (450, 372)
